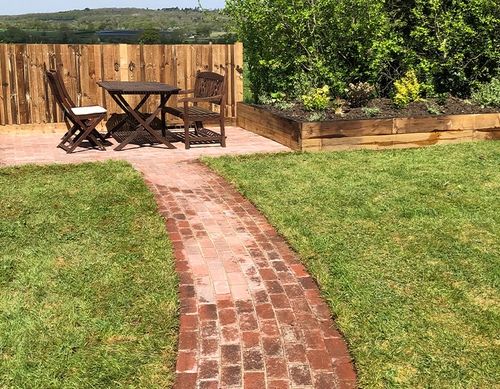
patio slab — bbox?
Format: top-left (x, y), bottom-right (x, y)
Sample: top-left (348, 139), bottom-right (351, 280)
top-left (0, 126), bottom-right (357, 388)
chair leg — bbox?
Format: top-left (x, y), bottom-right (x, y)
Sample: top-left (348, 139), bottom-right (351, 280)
top-left (220, 120), bottom-right (226, 147)
top-left (60, 115), bottom-right (106, 153)
top-left (194, 121), bottom-right (203, 136)
top-left (184, 120), bottom-right (191, 149)
top-left (57, 124), bottom-right (80, 152)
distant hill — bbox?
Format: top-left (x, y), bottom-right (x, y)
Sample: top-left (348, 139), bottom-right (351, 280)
top-left (0, 7), bottom-right (234, 44)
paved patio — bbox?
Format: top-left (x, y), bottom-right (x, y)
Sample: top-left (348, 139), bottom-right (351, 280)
top-left (0, 126), bottom-right (356, 388)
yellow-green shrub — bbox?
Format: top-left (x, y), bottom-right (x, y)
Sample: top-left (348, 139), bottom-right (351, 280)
top-left (393, 70), bottom-right (422, 108)
top-left (302, 85), bottom-right (330, 111)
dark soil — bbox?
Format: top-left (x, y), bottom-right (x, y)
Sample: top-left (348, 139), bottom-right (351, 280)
top-left (258, 97), bottom-right (499, 121)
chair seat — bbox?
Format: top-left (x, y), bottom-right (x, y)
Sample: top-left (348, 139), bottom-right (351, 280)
top-left (164, 105), bottom-right (220, 120)
top-left (174, 127), bottom-right (224, 145)
top-left (71, 106), bottom-right (107, 116)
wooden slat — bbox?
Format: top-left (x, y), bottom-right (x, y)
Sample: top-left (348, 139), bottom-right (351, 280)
top-left (301, 118), bottom-right (394, 139)
top-left (127, 44), bottom-right (141, 110)
top-left (44, 44), bottom-right (57, 122)
top-left (233, 42), bottom-right (244, 115)
top-left (174, 45), bottom-right (187, 89)
top-left (27, 44), bottom-right (42, 124)
top-left (163, 45), bottom-right (179, 113)
top-left (473, 113), bottom-right (500, 130)
top-left (474, 128), bottom-right (500, 141)
top-left (80, 45), bottom-right (91, 107)
top-left (0, 44), bottom-right (10, 125)
top-left (86, 44), bottom-right (101, 108)
top-left (100, 44), bottom-right (121, 114)
top-left (15, 45), bottom-right (28, 124)
top-left (60, 45), bottom-right (77, 106)
top-left (119, 44), bottom-right (129, 81)
top-left (41, 44), bottom-right (52, 123)
top-left (0, 43), bottom-right (242, 127)
top-left (7, 45), bottom-right (17, 124)
top-left (142, 44), bottom-right (162, 113)
top-left (309, 130), bottom-right (476, 152)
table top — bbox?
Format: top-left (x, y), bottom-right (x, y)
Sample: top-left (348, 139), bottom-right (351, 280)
top-left (98, 81), bottom-right (181, 94)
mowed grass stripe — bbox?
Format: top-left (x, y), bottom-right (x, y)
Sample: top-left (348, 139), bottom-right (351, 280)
top-left (0, 160), bottom-right (178, 388)
top-left (202, 141), bottom-right (500, 389)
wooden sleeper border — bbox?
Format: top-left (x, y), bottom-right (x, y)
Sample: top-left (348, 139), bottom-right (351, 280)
top-left (237, 102), bottom-right (500, 151)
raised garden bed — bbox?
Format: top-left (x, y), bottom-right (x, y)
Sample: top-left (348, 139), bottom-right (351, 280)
top-left (237, 102), bottom-right (500, 151)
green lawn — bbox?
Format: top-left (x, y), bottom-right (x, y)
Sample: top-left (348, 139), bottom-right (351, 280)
top-left (0, 160), bottom-right (178, 388)
top-left (202, 141), bottom-right (500, 388)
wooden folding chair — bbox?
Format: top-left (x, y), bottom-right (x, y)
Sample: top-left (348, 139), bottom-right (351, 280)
top-left (46, 69), bottom-right (107, 153)
top-left (163, 71), bottom-right (226, 149)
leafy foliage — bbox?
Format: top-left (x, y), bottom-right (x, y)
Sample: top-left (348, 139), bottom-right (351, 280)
top-left (225, 0), bottom-right (500, 101)
top-left (225, 0), bottom-right (392, 101)
top-left (425, 101), bottom-right (442, 115)
top-left (471, 78), bottom-right (500, 107)
top-left (362, 106), bottom-right (381, 117)
top-left (345, 82), bottom-right (375, 108)
top-left (301, 85), bottom-right (330, 111)
top-left (139, 29), bottom-right (162, 44)
top-left (393, 70), bottom-right (423, 108)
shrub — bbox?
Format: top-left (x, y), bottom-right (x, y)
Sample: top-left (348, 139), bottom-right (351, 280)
top-left (332, 97), bottom-right (345, 116)
top-left (435, 92), bottom-right (450, 106)
top-left (308, 111), bottom-right (326, 121)
top-left (362, 107), bottom-right (381, 117)
top-left (302, 85), bottom-right (330, 111)
top-left (259, 91), bottom-right (294, 110)
top-left (225, 0), bottom-right (500, 101)
top-left (471, 78), bottom-right (500, 107)
top-left (270, 91), bottom-right (287, 103)
top-left (274, 101), bottom-right (295, 110)
top-left (425, 101), bottom-right (441, 115)
top-left (345, 82), bottom-right (375, 108)
top-left (393, 70), bottom-right (422, 108)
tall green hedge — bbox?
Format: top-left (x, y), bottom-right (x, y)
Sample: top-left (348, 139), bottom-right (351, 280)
top-left (224, 0), bottom-right (500, 101)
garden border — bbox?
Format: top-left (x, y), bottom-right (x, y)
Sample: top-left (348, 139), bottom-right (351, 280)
top-left (237, 102), bottom-right (500, 151)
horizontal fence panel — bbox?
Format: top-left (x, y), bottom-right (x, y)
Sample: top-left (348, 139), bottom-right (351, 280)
top-left (0, 42), bottom-right (243, 127)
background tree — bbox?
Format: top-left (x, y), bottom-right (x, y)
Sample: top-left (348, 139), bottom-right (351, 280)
top-left (138, 29), bottom-right (161, 44)
top-left (3, 27), bottom-right (28, 43)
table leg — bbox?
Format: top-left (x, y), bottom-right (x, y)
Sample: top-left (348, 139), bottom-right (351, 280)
top-left (109, 92), bottom-right (178, 151)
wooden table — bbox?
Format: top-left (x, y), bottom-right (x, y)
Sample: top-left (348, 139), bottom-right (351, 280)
top-left (98, 81), bottom-right (181, 151)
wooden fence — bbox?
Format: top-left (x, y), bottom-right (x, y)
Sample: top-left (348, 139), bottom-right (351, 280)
top-left (0, 42), bottom-right (243, 129)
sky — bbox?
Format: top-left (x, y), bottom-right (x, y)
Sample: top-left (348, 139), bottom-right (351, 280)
top-left (0, 0), bottom-right (226, 16)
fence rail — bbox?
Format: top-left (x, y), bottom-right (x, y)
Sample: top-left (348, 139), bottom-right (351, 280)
top-left (0, 42), bottom-right (243, 127)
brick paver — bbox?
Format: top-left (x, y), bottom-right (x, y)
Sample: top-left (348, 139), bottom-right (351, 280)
top-left (0, 126), bottom-right (357, 388)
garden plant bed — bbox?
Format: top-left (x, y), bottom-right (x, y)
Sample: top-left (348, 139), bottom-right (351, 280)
top-left (237, 98), bottom-right (500, 151)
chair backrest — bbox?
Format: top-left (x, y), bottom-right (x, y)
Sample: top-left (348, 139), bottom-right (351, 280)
top-left (193, 71), bottom-right (226, 105)
top-left (46, 69), bottom-right (76, 114)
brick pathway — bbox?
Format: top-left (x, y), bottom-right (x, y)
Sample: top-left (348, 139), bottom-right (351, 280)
top-left (0, 127), bottom-right (357, 388)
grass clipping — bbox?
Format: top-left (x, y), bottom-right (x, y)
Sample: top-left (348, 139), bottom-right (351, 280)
top-left (0, 160), bottom-right (178, 388)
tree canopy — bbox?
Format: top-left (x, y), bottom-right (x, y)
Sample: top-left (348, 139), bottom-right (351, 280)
top-left (0, 7), bottom-right (233, 44)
